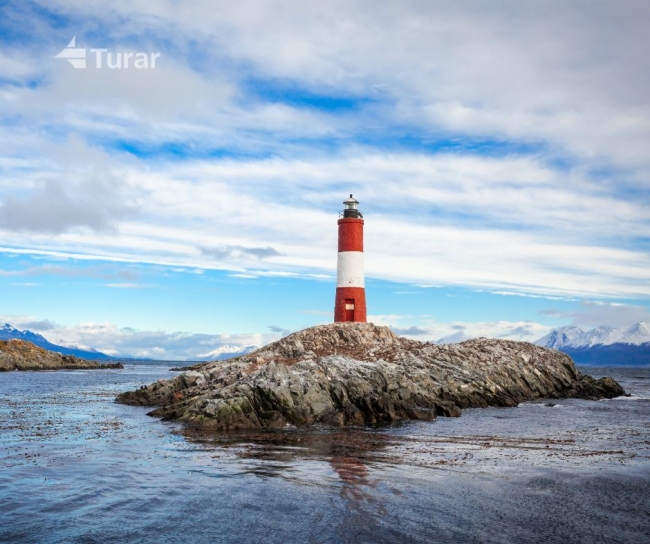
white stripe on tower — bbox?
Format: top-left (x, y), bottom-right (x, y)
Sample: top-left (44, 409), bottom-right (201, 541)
top-left (336, 252), bottom-right (365, 288)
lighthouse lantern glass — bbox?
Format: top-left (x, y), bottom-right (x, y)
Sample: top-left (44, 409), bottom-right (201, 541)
top-left (342, 195), bottom-right (361, 219)
top-left (344, 195), bottom-right (358, 210)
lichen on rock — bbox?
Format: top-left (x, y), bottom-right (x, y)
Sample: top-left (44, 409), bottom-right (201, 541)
top-left (115, 322), bottom-right (624, 431)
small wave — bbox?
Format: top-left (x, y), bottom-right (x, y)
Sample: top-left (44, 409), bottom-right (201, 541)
top-left (518, 402), bottom-right (566, 409)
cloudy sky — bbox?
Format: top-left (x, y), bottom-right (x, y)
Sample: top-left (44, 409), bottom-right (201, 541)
top-left (1, 0), bottom-right (649, 359)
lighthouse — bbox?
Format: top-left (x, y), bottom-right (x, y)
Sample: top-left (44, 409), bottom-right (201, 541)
top-left (334, 195), bottom-right (367, 322)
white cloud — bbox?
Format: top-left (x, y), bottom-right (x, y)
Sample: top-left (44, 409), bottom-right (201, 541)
top-left (0, 136), bottom-right (139, 233)
top-left (541, 301), bottom-right (650, 329)
top-left (370, 313), bottom-right (553, 343)
top-left (0, 315), bottom-right (280, 360)
top-left (0, 262), bottom-right (140, 280)
top-left (103, 283), bottom-right (156, 288)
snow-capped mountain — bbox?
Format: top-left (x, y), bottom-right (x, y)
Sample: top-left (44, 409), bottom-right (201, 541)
top-left (0, 323), bottom-right (47, 345)
top-left (196, 344), bottom-right (260, 361)
top-left (536, 321), bottom-right (650, 349)
top-left (0, 324), bottom-right (116, 360)
top-left (617, 321), bottom-right (650, 345)
top-left (55, 339), bottom-right (103, 353)
top-left (536, 322), bottom-right (650, 365)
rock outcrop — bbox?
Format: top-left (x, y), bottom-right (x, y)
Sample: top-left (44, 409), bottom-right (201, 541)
top-left (0, 339), bottom-right (124, 371)
top-left (115, 323), bottom-right (624, 431)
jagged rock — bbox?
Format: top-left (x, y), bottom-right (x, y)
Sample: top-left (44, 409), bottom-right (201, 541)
top-left (115, 323), bottom-right (624, 431)
top-left (0, 339), bottom-right (124, 371)
top-left (549, 375), bottom-right (624, 400)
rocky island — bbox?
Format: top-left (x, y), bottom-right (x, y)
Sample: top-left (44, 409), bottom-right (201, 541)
top-left (116, 323), bottom-right (623, 430)
top-left (0, 339), bottom-right (124, 371)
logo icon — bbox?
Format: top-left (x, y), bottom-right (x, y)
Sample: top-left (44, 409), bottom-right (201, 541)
top-left (54, 36), bottom-right (86, 69)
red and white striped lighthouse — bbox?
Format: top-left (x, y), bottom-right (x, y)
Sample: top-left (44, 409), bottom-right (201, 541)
top-left (334, 194), bottom-right (367, 322)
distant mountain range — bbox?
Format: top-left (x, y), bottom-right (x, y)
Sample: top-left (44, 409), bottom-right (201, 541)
top-left (535, 321), bottom-right (650, 365)
top-left (0, 324), bottom-right (117, 360)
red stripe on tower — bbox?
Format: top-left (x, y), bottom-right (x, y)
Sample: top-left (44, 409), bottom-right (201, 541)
top-left (334, 195), bottom-right (367, 322)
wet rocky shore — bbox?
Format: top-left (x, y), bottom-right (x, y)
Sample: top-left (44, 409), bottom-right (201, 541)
top-left (116, 323), bottom-right (624, 430)
top-left (0, 339), bottom-right (123, 371)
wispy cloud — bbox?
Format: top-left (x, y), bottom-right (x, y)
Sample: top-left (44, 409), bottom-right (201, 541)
top-left (18, 319), bottom-right (58, 330)
top-left (268, 325), bottom-right (292, 336)
top-left (540, 301), bottom-right (650, 329)
top-left (200, 245), bottom-right (282, 260)
top-left (391, 326), bottom-right (429, 336)
top-left (0, 263), bottom-right (140, 280)
top-left (103, 283), bottom-right (156, 289)
top-left (300, 309), bottom-right (331, 316)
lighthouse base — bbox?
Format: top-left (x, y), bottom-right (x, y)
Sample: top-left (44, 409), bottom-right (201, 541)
top-left (334, 287), bottom-right (367, 323)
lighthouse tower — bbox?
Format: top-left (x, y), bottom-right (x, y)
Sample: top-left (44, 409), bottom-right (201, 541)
top-left (334, 195), bottom-right (367, 322)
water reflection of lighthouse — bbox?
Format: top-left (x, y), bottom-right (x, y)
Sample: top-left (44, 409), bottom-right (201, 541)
top-left (334, 195), bottom-right (367, 323)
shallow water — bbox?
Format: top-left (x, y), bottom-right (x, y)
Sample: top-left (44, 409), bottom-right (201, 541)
top-left (1, 364), bottom-right (648, 543)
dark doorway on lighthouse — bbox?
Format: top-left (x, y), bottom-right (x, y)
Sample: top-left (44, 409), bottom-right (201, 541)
top-left (345, 299), bottom-right (355, 321)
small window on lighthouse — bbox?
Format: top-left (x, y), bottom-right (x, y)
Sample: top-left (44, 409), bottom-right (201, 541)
top-left (345, 303), bottom-right (355, 310)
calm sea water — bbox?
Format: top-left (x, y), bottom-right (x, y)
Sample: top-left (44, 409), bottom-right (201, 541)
top-left (1, 364), bottom-right (648, 544)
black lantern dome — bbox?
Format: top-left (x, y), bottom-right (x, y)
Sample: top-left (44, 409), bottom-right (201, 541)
top-left (342, 194), bottom-right (362, 218)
